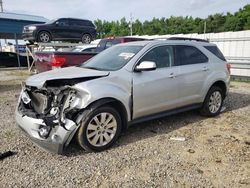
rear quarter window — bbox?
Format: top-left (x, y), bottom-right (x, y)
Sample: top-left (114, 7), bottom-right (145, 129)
top-left (204, 46), bottom-right (226, 61)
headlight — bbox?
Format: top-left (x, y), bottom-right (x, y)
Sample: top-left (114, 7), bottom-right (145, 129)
top-left (28, 26), bottom-right (37, 30)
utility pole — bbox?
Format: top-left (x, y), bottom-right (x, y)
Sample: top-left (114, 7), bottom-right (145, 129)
top-left (129, 13), bottom-right (133, 36)
top-left (0, 0), bottom-right (3, 12)
top-left (203, 21), bottom-right (207, 34)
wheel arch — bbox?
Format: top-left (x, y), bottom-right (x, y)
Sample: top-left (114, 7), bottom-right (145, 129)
top-left (208, 80), bottom-right (227, 99)
top-left (64, 97), bottom-right (128, 148)
top-left (75, 97), bottom-right (129, 131)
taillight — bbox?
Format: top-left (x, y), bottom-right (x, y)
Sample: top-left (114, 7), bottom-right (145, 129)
top-left (51, 56), bottom-right (66, 68)
top-left (226, 63), bottom-right (231, 74)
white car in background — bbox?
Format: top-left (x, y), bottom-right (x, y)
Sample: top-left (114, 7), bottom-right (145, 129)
top-left (71, 44), bottom-right (97, 52)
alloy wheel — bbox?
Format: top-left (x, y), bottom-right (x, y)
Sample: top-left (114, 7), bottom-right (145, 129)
top-left (39, 32), bottom-right (50, 42)
top-left (82, 34), bottom-right (91, 44)
top-left (208, 91), bottom-right (222, 113)
top-left (86, 112), bottom-right (117, 147)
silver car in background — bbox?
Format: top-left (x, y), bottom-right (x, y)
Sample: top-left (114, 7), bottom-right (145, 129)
top-left (15, 39), bottom-right (230, 154)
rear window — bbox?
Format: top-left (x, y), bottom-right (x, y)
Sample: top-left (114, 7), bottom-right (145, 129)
top-left (204, 46), bottom-right (226, 61)
top-left (175, 45), bottom-right (208, 65)
top-left (82, 20), bottom-right (94, 27)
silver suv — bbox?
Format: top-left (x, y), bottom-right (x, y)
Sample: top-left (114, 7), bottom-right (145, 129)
top-left (16, 39), bottom-right (230, 154)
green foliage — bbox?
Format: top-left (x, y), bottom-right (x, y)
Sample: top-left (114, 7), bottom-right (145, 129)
top-left (94, 4), bottom-right (250, 38)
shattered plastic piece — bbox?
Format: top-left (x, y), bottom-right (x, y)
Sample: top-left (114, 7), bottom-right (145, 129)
top-left (215, 158), bottom-right (222, 163)
top-left (187, 149), bottom-right (195, 153)
top-left (0, 151), bottom-right (16, 160)
top-left (244, 141), bottom-right (250, 145)
top-left (220, 106), bottom-right (226, 112)
top-left (169, 137), bottom-right (186, 141)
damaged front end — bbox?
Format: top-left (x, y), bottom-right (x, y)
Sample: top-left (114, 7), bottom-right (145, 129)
top-left (16, 81), bottom-right (84, 154)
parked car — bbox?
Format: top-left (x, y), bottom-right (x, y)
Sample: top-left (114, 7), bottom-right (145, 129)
top-left (34, 37), bottom-right (147, 73)
top-left (16, 38), bottom-right (230, 154)
top-left (0, 52), bottom-right (32, 67)
top-left (22, 18), bottom-right (97, 44)
top-left (95, 37), bottom-right (147, 52)
top-left (70, 44), bottom-right (97, 52)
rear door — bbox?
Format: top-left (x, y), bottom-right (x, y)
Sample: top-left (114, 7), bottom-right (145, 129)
top-left (68, 19), bottom-right (84, 39)
top-left (132, 45), bottom-right (180, 119)
top-left (175, 45), bottom-right (210, 106)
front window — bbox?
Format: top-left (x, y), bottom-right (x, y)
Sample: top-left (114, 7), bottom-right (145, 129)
top-left (81, 45), bottom-right (143, 71)
top-left (139, 45), bottom-right (174, 68)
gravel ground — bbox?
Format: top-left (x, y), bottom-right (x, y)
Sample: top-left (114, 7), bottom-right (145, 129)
top-left (0, 70), bottom-right (250, 188)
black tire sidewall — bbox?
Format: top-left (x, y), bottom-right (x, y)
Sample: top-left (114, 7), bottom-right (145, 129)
top-left (201, 86), bottom-right (223, 117)
top-left (77, 106), bottom-right (122, 152)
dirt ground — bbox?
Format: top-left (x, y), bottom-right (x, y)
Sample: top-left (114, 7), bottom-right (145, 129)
top-left (0, 69), bottom-right (250, 188)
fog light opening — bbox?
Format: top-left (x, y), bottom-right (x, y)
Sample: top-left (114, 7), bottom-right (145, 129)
top-left (38, 126), bottom-right (51, 138)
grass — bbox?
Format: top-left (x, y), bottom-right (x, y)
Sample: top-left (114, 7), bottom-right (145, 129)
top-left (6, 70), bottom-right (32, 77)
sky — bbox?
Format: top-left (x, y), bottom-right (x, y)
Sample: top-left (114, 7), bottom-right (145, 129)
top-left (3, 0), bottom-right (250, 22)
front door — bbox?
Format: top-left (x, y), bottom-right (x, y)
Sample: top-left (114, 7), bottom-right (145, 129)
top-left (51, 19), bottom-right (70, 39)
top-left (132, 45), bottom-right (180, 119)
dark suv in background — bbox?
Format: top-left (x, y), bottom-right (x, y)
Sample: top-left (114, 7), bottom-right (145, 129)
top-left (22, 18), bottom-right (97, 44)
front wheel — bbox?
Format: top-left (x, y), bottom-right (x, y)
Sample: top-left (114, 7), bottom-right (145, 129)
top-left (200, 86), bottom-right (224, 117)
top-left (38, 31), bottom-right (51, 43)
top-left (77, 106), bottom-right (122, 152)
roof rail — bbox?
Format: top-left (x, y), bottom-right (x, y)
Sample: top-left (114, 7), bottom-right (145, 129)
top-left (168, 37), bottom-right (209, 43)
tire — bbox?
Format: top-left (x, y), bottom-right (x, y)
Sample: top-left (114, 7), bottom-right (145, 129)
top-left (37, 31), bottom-right (51, 43)
top-left (77, 106), bottom-right (122, 152)
top-left (81, 34), bottom-right (92, 44)
top-left (200, 86), bottom-right (224, 117)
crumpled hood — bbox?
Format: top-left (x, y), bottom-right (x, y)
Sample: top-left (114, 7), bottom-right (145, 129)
top-left (26, 67), bottom-right (109, 88)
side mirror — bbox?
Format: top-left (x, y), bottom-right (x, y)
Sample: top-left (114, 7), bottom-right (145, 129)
top-left (55, 21), bottom-right (59, 26)
top-left (135, 61), bottom-right (156, 72)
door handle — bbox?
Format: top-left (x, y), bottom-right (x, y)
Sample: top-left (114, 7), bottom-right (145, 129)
top-left (202, 66), bottom-right (209, 71)
top-left (168, 73), bottom-right (176, 78)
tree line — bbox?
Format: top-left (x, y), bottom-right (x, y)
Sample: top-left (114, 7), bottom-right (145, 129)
top-left (94, 4), bottom-right (250, 38)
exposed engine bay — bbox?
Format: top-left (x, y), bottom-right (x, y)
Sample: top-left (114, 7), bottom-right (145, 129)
top-left (18, 84), bottom-right (79, 138)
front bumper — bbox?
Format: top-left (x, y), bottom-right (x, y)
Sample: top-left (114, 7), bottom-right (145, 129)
top-left (15, 108), bottom-right (78, 154)
top-left (22, 31), bottom-right (37, 41)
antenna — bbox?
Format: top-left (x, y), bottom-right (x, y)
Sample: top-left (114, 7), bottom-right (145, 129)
top-left (0, 0), bottom-right (3, 12)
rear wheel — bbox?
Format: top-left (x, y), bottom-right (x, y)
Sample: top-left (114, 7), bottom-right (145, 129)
top-left (200, 86), bottom-right (224, 117)
top-left (77, 106), bottom-right (122, 152)
top-left (38, 31), bottom-right (51, 43)
top-left (81, 34), bottom-right (92, 44)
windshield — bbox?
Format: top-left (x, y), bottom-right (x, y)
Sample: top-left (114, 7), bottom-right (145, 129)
top-left (46, 19), bottom-right (56, 24)
top-left (81, 45), bottom-right (143, 71)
